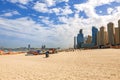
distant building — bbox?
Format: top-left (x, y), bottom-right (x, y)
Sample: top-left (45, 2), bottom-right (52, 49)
top-left (77, 29), bottom-right (84, 48)
top-left (42, 45), bottom-right (46, 49)
top-left (75, 19), bottom-right (120, 49)
top-left (100, 26), bottom-right (105, 45)
top-left (86, 35), bottom-right (92, 44)
top-left (107, 22), bottom-right (115, 45)
top-left (28, 44), bottom-right (30, 50)
top-left (97, 31), bottom-right (100, 46)
top-left (92, 26), bottom-right (98, 45)
top-left (118, 19), bottom-right (120, 28)
top-left (104, 31), bottom-right (108, 45)
top-left (97, 27), bottom-right (108, 47)
top-left (115, 28), bottom-right (120, 45)
top-left (118, 20), bottom-right (120, 44)
top-left (74, 36), bottom-right (77, 49)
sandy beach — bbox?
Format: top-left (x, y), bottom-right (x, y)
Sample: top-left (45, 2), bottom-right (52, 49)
top-left (0, 49), bottom-right (120, 80)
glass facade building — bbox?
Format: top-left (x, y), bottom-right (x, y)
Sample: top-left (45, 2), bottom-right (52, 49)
top-left (92, 26), bottom-right (98, 45)
top-left (77, 29), bottom-right (84, 48)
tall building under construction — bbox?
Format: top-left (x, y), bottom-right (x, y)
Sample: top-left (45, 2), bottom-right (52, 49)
top-left (107, 22), bottom-right (115, 45)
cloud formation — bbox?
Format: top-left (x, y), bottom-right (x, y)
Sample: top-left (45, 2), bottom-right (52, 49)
top-left (0, 11), bottom-right (20, 17)
top-left (8, 0), bottom-right (30, 4)
top-left (0, 0), bottom-right (120, 48)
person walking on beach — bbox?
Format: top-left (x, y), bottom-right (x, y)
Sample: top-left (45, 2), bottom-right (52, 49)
top-left (45, 50), bottom-right (49, 58)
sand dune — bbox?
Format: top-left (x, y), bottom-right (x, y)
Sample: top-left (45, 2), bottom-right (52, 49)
top-left (0, 49), bottom-right (120, 80)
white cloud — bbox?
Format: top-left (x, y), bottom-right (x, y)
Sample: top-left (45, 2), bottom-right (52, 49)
top-left (54, 0), bottom-right (120, 48)
top-left (50, 5), bottom-right (73, 15)
top-left (116, 6), bottom-right (120, 12)
top-left (0, 18), bottom-right (44, 45)
top-left (18, 4), bottom-right (28, 9)
top-left (2, 13), bottom-right (13, 17)
top-left (50, 8), bottom-right (61, 14)
top-left (107, 8), bottom-right (114, 14)
top-left (33, 0), bottom-right (71, 13)
top-left (18, 0), bottom-right (29, 4)
top-left (87, 0), bottom-right (115, 7)
top-left (73, 0), bottom-right (120, 27)
top-left (56, 0), bottom-right (69, 3)
top-left (1, 0), bottom-right (120, 48)
top-left (0, 17), bottom-right (70, 48)
top-left (44, 0), bottom-right (69, 6)
top-left (74, 3), bottom-right (99, 18)
top-left (61, 5), bottom-right (73, 15)
top-left (12, 11), bottom-right (20, 15)
top-left (33, 2), bottom-right (48, 13)
top-left (45, 0), bottom-right (55, 6)
top-left (74, 0), bottom-right (120, 18)
top-left (116, 0), bottom-right (120, 2)
top-left (107, 7), bottom-right (118, 14)
top-left (8, 0), bottom-right (30, 4)
top-left (58, 16), bottom-right (68, 22)
top-left (99, 11), bottom-right (103, 13)
top-left (0, 11), bottom-right (20, 17)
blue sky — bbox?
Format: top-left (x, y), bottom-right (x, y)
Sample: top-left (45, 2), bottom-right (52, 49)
top-left (0, 0), bottom-right (120, 48)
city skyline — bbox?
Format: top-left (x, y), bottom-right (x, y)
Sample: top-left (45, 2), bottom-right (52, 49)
top-left (0, 0), bottom-right (120, 48)
top-left (76, 19), bottom-right (120, 49)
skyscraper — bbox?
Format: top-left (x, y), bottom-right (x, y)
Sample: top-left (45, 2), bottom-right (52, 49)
top-left (107, 22), bottom-right (115, 45)
top-left (74, 36), bottom-right (77, 49)
top-left (104, 31), bottom-right (108, 45)
top-left (118, 20), bottom-right (120, 45)
top-left (118, 19), bottom-right (120, 32)
top-left (77, 29), bottom-right (84, 48)
top-left (86, 35), bottom-right (92, 44)
top-left (92, 26), bottom-right (98, 45)
top-left (100, 26), bottom-right (106, 45)
top-left (97, 31), bottom-right (100, 46)
top-left (28, 44), bottom-right (30, 50)
top-left (115, 28), bottom-right (120, 45)
top-left (97, 26), bottom-right (108, 47)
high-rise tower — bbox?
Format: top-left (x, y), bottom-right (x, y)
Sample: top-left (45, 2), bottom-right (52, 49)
top-left (100, 26), bottom-right (105, 45)
top-left (77, 29), bottom-right (84, 48)
top-left (115, 28), bottom-right (119, 45)
top-left (107, 22), bottom-right (115, 45)
top-left (118, 20), bottom-right (120, 44)
top-left (74, 36), bottom-right (77, 49)
top-left (28, 44), bottom-right (30, 50)
top-left (97, 31), bottom-right (100, 46)
top-left (92, 26), bottom-right (98, 45)
top-left (86, 35), bottom-right (92, 44)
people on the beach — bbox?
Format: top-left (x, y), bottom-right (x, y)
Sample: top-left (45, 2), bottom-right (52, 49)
top-left (45, 50), bottom-right (49, 58)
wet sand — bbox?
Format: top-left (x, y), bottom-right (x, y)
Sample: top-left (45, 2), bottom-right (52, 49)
top-left (0, 49), bottom-right (120, 80)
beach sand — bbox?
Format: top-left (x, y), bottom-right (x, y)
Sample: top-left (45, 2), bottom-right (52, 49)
top-left (0, 49), bottom-right (120, 80)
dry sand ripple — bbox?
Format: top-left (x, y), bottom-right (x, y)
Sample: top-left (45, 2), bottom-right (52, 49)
top-left (0, 49), bottom-right (120, 80)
